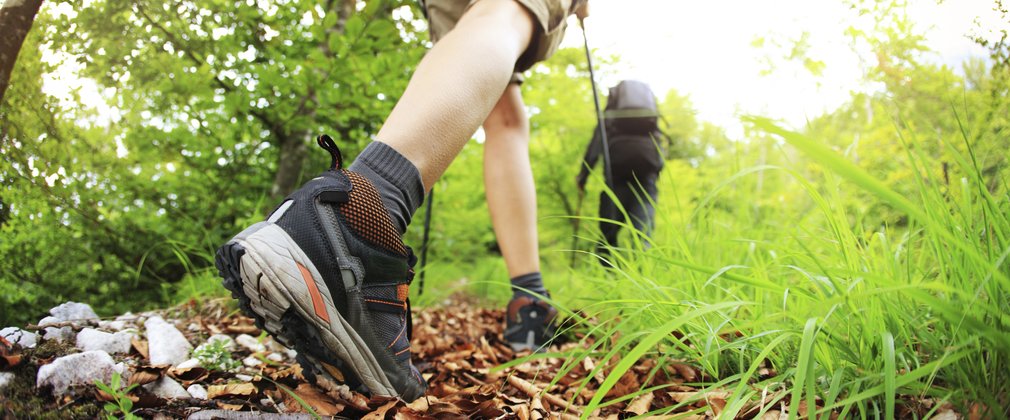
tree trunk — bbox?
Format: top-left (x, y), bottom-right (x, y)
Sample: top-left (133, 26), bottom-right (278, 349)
top-left (269, 132), bottom-right (309, 201)
top-left (0, 0), bottom-right (43, 102)
top-left (267, 0), bottom-right (356, 202)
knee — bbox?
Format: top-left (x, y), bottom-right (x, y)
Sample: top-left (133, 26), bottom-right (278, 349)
top-left (484, 90), bottom-right (529, 145)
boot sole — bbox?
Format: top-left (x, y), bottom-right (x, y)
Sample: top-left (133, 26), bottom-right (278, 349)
top-left (215, 222), bottom-right (397, 397)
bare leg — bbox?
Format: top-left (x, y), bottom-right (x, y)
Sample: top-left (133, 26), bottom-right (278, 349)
top-left (375, 0), bottom-right (535, 190)
top-left (483, 83), bottom-right (539, 278)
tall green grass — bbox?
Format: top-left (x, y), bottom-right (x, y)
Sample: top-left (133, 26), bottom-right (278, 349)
top-left (546, 116), bottom-right (1008, 418)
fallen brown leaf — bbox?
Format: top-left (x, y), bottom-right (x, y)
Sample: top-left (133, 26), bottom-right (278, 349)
top-left (283, 383), bottom-right (344, 416)
top-left (362, 398), bottom-right (401, 420)
top-left (131, 337), bottom-right (149, 360)
top-left (129, 365), bottom-right (168, 387)
top-left (0, 336), bottom-right (22, 368)
top-left (169, 366), bottom-right (209, 383)
top-left (207, 383), bottom-right (258, 399)
top-left (625, 391), bottom-right (655, 416)
top-left (671, 362), bottom-right (699, 382)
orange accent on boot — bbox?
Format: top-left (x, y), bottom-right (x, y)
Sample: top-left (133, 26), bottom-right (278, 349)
top-left (396, 284), bottom-right (409, 302)
top-left (296, 262), bottom-right (331, 323)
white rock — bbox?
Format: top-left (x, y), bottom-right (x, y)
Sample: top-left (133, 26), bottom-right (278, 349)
top-left (39, 316), bottom-right (74, 343)
top-left (187, 384), bottom-right (208, 400)
top-left (285, 349), bottom-right (298, 360)
top-left (242, 356), bottom-right (262, 367)
top-left (76, 328), bottom-right (134, 354)
top-left (115, 312), bottom-right (138, 322)
top-left (49, 302), bottom-right (99, 322)
top-left (144, 317), bottom-right (192, 366)
top-left (143, 376), bottom-right (190, 399)
top-left (36, 351), bottom-right (117, 396)
top-left (98, 320), bottom-right (129, 331)
top-left (1, 327), bottom-right (38, 349)
top-left (0, 372), bottom-right (15, 393)
top-left (234, 334), bottom-right (265, 353)
top-left (234, 374), bottom-right (254, 382)
top-left (176, 358), bottom-right (201, 369)
top-left (266, 353), bottom-right (283, 362)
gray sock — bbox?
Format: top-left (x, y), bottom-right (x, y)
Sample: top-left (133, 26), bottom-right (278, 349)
top-left (511, 272), bottom-right (548, 298)
top-left (347, 142), bottom-right (425, 234)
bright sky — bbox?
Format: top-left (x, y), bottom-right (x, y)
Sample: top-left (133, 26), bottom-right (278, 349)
top-left (557, 0), bottom-right (1007, 137)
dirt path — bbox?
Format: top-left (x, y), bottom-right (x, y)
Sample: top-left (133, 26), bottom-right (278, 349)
top-left (1, 297), bottom-right (715, 419)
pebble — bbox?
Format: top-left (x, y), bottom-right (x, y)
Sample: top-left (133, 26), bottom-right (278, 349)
top-left (143, 376), bottom-right (191, 399)
top-left (38, 316), bottom-right (74, 343)
top-left (76, 328), bottom-right (134, 354)
top-left (176, 358), bottom-right (201, 369)
top-left (36, 351), bottom-right (117, 397)
top-left (49, 302), bottom-right (99, 323)
top-left (234, 334), bottom-right (265, 353)
top-left (144, 317), bottom-right (192, 366)
top-left (0, 372), bottom-right (15, 393)
top-left (0, 327), bottom-right (38, 349)
top-left (98, 320), bottom-right (129, 331)
top-left (242, 356), bottom-right (262, 368)
top-left (187, 384), bottom-right (208, 400)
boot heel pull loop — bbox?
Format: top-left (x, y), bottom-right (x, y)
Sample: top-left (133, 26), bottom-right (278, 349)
top-left (316, 134), bottom-right (343, 170)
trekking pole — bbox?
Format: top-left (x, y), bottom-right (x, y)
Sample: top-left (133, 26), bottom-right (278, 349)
top-left (579, 17), bottom-right (613, 190)
top-left (569, 188), bottom-right (585, 268)
top-left (418, 189), bottom-right (434, 295)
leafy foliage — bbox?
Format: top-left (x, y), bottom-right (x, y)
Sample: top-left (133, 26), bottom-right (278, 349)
top-left (192, 338), bottom-right (241, 372)
top-left (94, 371), bottom-right (139, 420)
top-left (1, 0), bottom-right (425, 325)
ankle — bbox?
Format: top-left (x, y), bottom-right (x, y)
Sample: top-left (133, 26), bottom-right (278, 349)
top-left (347, 142), bottom-right (425, 234)
top-left (510, 271), bottom-right (547, 299)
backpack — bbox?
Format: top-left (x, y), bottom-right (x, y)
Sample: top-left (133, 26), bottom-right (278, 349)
top-left (604, 80), bottom-right (659, 135)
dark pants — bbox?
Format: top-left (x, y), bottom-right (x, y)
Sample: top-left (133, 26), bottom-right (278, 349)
top-left (598, 174), bottom-right (658, 250)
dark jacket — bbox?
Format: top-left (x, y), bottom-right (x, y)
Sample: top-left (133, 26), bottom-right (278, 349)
top-left (576, 124), bottom-right (664, 188)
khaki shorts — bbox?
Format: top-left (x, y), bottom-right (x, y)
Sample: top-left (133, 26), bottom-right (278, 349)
top-left (423, 0), bottom-right (575, 83)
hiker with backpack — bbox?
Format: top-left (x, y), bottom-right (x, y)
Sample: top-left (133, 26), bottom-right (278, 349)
top-left (216, 0), bottom-right (589, 401)
top-left (577, 80), bottom-right (665, 262)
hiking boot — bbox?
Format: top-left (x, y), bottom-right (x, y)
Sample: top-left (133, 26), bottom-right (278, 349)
top-left (215, 135), bottom-right (426, 401)
top-left (503, 295), bottom-right (559, 352)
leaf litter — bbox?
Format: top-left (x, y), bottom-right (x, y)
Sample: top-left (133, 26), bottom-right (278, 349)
top-left (1, 296), bottom-right (971, 419)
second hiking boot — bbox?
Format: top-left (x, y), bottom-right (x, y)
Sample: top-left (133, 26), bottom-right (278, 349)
top-left (215, 135), bottom-right (426, 401)
top-left (504, 295), bottom-right (559, 352)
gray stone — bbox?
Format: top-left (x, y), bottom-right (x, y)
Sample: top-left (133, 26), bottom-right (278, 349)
top-left (144, 317), bottom-right (192, 366)
top-left (143, 377), bottom-right (190, 399)
top-left (0, 372), bottom-right (15, 393)
top-left (115, 312), bottom-right (138, 322)
top-left (1, 327), bottom-right (38, 349)
top-left (176, 358), bottom-right (201, 369)
top-left (36, 351), bottom-right (117, 396)
top-left (49, 302), bottom-right (99, 322)
top-left (186, 384), bottom-right (208, 400)
top-left (242, 356), bottom-right (262, 368)
top-left (98, 320), bottom-right (129, 331)
top-left (76, 328), bottom-right (134, 354)
top-left (38, 316), bottom-right (74, 343)
top-left (234, 334), bottom-right (265, 353)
